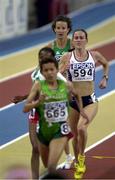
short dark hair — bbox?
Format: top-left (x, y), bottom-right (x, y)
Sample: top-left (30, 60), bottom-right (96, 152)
top-left (40, 57), bottom-right (58, 72)
top-left (72, 28), bottom-right (88, 40)
top-left (52, 15), bottom-right (72, 34)
top-left (38, 47), bottom-right (55, 58)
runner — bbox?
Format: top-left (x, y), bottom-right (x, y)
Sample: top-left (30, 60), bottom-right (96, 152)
top-left (23, 56), bottom-right (88, 176)
top-left (59, 28), bottom-right (109, 179)
top-left (47, 15), bottom-right (74, 168)
top-left (13, 14), bottom-right (74, 171)
top-left (12, 47), bottom-right (56, 179)
top-left (48, 15), bottom-right (72, 62)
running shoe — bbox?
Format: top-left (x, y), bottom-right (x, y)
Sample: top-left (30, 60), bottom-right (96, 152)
top-left (61, 154), bottom-right (74, 169)
top-left (77, 154), bottom-right (86, 173)
top-left (74, 154), bottom-right (86, 179)
top-left (74, 170), bottom-right (83, 179)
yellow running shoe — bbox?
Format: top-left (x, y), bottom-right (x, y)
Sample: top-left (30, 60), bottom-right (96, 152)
top-left (74, 163), bottom-right (86, 179)
top-left (74, 169), bottom-right (83, 179)
top-left (74, 154), bottom-right (86, 179)
top-left (74, 162), bottom-right (86, 173)
top-left (77, 154), bottom-right (86, 173)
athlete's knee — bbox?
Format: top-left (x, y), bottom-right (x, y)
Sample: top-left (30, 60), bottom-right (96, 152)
top-left (70, 124), bottom-right (77, 135)
top-left (77, 125), bottom-right (86, 135)
top-left (72, 131), bottom-right (78, 140)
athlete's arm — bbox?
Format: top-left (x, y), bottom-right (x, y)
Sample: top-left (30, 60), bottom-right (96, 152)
top-left (93, 51), bottom-right (109, 76)
top-left (23, 81), bottom-right (40, 112)
top-left (12, 95), bottom-right (28, 104)
top-left (59, 53), bottom-right (70, 74)
top-left (92, 51), bottom-right (109, 89)
top-left (12, 69), bottom-right (39, 104)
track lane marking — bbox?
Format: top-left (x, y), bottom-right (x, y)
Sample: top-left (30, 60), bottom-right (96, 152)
top-left (0, 90), bottom-right (115, 149)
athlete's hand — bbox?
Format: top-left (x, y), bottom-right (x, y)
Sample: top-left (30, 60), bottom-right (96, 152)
top-left (12, 96), bottom-right (25, 104)
top-left (99, 78), bottom-right (107, 89)
top-left (34, 93), bottom-right (47, 106)
top-left (39, 93), bottom-right (47, 102)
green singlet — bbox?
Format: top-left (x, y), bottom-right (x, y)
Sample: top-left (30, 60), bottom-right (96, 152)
top-left (36, 79), bottom-right (70, 145)
top-left (52, 38), bottom-right (71, 62)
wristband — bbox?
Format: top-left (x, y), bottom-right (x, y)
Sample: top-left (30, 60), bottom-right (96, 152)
top-left (103, 75), bottom-right (108, 80)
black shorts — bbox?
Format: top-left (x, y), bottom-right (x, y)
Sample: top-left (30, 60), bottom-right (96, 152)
top-left (37, 122), bottom-right (73, 146)
top-left (69, 93), bottom-right (98, 111)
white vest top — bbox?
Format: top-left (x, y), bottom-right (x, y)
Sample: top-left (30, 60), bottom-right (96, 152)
top-left (69, 51), bottom-right (95, 81)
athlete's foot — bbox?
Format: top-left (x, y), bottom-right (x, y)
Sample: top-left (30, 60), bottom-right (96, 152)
top-left (62, 154), bottom-right (74, 169)
top-left (74, 162), bottom-right (86, 173)
top-left (74, 170), bottom-right (84, 179)
top-left (74, 154), bottom-right (86, 179)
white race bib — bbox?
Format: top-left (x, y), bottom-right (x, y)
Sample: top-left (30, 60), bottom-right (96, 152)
top-left (70, 62), bottom-right (94, 81)
top-left (44, 101), bottom-right (68, 123)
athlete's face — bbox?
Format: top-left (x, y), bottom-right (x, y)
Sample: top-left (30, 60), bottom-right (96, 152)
top-left (54, 21), bottom-right (69, 39)
top-left (72, 31), bottom-right (87, 49)
top-left (41, 63), bottom-right (58, 82)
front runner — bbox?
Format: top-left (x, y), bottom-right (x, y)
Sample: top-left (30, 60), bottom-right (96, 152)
top-left (23, 56), bottom-right (88, 175)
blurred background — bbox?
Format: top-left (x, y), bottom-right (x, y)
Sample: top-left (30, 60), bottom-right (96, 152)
top-left (0, 0), bottom-right (115, 179)
top-left (0, 0), bottom-right (105, 41)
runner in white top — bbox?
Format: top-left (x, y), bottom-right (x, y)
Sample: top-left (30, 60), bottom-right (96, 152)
top-left (59, 28), bottom-right (109, 179)
top-left (69, 51), bottom-right (95, 82)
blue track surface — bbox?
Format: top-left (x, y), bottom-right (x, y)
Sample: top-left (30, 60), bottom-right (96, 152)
top-left (0, 63), bottom-right (115, 146)
top-left (0, 0), bottom-right (115, 146)
top-left (0, 0), bottom-right (115, 56)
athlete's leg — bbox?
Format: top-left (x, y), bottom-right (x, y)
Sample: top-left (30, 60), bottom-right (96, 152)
top-left (77, 102), bottom-right (98, 155)
top-left (48, 137), bottom-right (68, 172)
top-left (29, 121), bottom-right (39, 179)
top-left (38, 141), bottom-right (49, 168)
top-left (31, 148), bottom-right (39, 179)
top-left (63, 141), bottom-right (73, 169)
top-left (69, 107), bottom-right (80, 162)
top-left (64, 141), bottom-right (70, 155)
top-left (74, 102), bottom-right (98, 178)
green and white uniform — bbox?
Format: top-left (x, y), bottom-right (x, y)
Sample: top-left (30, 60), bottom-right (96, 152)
top-left (36, 79), bottom-right (71, 145)
top-left (31, 68), bottom-right (66, 82)
top-left (52, 38), bottom-right (71, 62)
top-left (31, 39), bottom-right (71, 81)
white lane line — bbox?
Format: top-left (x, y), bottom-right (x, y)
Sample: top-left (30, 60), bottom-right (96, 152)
top-left (0, 67), bottom-right (34, 83)
top-left (1, 60), bottom-right (115, 111)
top-left (0, 43), bottom-right (47, 60)
top-left (87, 16), bottom-right (115, 33)
top-left (0, 103), bottom-right (15, 111)
top-left (1, 57), bottom-right (115, 83)
top-left (0, 4), bottom-right (114, 60)
top-left (0, 90), bottom-right (115, 149)
top-left (87, 37), bottom-right (115, 50)
top-left (0, 31), bottom-right (114, 82)
top-left (0, 100), bottom-right (26, 111)
top-left (85, 131), bottom-right (115, 152)
top-left (57, 131), bottom-right (115, 169)
top-left (0, 133), bottom-right (29, 150)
